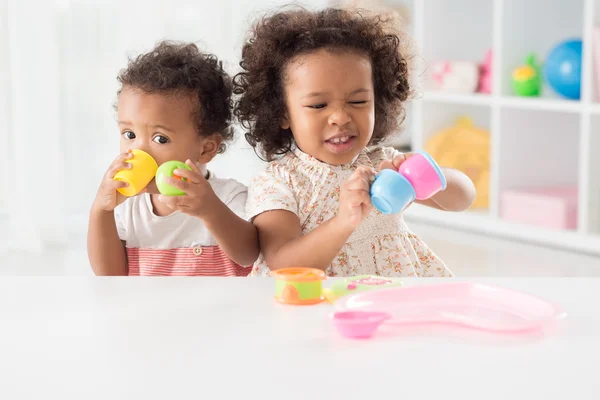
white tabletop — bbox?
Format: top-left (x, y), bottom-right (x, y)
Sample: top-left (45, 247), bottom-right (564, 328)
top-left (0, 277), bottom-right (598, 399)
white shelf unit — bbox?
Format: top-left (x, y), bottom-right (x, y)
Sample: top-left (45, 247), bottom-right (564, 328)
top-left (404, 0), bottom-right (600, 256)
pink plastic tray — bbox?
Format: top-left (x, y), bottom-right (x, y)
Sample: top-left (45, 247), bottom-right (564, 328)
top-left (334, 282), bottom-right (566, 333)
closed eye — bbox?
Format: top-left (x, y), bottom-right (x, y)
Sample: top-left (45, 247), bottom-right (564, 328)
top-left (307, 103), bottom-right (326, 109)
top-left (349, 100), bottom-right (369, 105)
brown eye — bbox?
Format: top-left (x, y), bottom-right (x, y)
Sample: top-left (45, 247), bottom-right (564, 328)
top-left (123, 131), bottom-right (135, 140)
top-left (153, 135), bottom-right (169, 144)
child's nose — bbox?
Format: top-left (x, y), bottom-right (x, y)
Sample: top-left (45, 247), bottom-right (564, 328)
top-left (328, 106), bottom-right (351, 126)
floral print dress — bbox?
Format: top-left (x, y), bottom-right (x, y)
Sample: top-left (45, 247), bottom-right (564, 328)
top-left (246, 146), bottom-right (453, 278)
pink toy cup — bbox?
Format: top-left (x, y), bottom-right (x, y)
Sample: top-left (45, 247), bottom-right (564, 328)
top-left (398, 151), bottom-right (447, 200)
top-left (331, 310), bottom-right (391, 339)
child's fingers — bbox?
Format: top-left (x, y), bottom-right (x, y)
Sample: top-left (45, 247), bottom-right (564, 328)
top-left (379, 160), bottom-right (396, 171)
top-left (392, 153), bottom-right (410, 169)
top-left (107, 160), bottom-right (132, 179)
top-left (345, 167), bottom-right (375, 188)
top-left (185, 159), bottom-right (203, 175)
top-left (106, 178), bottom-right (128, 190)
top-left (344, 177), bottom-right (370, 192)
top-left (353, 165), bottom-right (376, 177)
top-left (164, 176), bottom-right (192, 195)
top-left (346, 189), bottom-right (372, 208)
top-left (173, 167), bottom-right (203, 184)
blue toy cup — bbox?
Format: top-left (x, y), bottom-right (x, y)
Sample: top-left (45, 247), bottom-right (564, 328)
top-left (370, 169), bottom-right (416, 214)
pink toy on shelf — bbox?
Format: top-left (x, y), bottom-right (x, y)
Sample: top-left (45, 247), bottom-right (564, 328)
top-left (431, 61), bottom-right (479, 93)
top-left (501, 186), bottom-right (578, 231)
top-left (478, 49), bottom-right (493, 94)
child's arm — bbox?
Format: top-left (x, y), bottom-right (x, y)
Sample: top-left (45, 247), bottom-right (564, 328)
top-left (87, 151), bottom-right (133, 276)
top-left (87, 208), bottom-right (128, 276)
top-left (250, 166), bottom-right (373, 271)
top-left (157, 160), bottom-right (259, 266)
top-left (253, 210), bottom-right (353, 271)
top-left (202, 198), bottom-right (259, 266)
top-left (415, 167), bottom-right (475, 211)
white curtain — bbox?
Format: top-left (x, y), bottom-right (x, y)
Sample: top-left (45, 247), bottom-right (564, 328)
top-left (0, 0), bottom-right (326, 254)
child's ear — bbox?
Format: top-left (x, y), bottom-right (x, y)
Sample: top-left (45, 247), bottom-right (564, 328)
top-left (197, 134), bottom-right (223, 164)
top-left (281, 113), bottom-right (290, 130)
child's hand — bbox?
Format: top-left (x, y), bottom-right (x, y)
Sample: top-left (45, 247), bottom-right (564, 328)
top-left (157, 160), bottom-right (219, 219)
top-left (93, 151), bottom-right (138, 213)
top-left (379, 152), bottom-right (413, 172)
top-left (336, 166), bottom-right (375, 231)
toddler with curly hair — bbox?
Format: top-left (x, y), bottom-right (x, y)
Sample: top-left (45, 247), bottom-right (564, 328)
top-left (88, 41), bottom-right (259, 276)
top-left (234, 8), bottom-right (475, 277)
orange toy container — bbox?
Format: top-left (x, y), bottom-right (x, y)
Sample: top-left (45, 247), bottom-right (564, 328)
top-left (271, 268), bottom-right (326, 305)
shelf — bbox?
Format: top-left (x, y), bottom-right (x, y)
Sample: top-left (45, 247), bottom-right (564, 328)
top-left (422, 91), bottom-right (493, 106)
top-left (409, 0), bottom-right (600, 257)
top-left (422, 91), bottom-right (584, 113)
top-left (591, 103), bottom-right (600, 114)
top-left (500, 96), bottom-right (583, 113)
top-left (501, 0), bottom-right (584, 97)
top-left (404, 204), bottom-right (600, 257)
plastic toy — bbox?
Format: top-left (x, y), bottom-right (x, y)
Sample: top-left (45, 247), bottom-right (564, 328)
top-left (478, 49), bottom-right (493, 94)
top-left (113, 149), bottom-right (159, 197)
top-left (332, 282), bottom-right (566, 338)
top-left (370, 150), bottom-right (447, 214)
top-left (331, 311), bottom-right (391, 339)
top-left (324, 275), bottom-right (403, 303)
top-left (512, 53), bottom-right (542, 96)
top-left (271, 267), bottom-right (326, 305)
top-left (156, 160), bottom-right (193, 196)
top-left (501, 186), bottom-right (578, 231)
top-left (425, 117), bottom-right (489, 209)
top-left (431, 60), bottom-right (479, 93)
top-left (544, 39), bottom-right (582, 100)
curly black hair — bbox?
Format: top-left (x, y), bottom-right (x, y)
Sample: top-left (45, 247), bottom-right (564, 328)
top-left (117, 40), bottom-right (234, 153)
top-left (233, 7), bottom-right (412, 161)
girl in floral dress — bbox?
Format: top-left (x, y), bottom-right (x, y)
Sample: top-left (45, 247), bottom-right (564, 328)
top-left (234, 7), bottom-right (476, 277)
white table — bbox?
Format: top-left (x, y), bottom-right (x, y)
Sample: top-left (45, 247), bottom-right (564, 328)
top-left (0, 278), bottom-right (598, 399)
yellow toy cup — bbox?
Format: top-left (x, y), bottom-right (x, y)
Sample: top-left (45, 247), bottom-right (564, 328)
top-left (113, 149), bottom-right (159, 197)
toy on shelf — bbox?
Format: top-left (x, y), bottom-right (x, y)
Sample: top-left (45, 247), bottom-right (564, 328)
top-left (425, 117), bottom-right (489, 209)
top-left (544, 39), bottom-right (582, 100)
top-left (331, 282), bottom-right (566, 339)
top-left (323, 275), bottom-right (403, 303)
top-left (370, 151), bottom-right (447, 214)
top-left (478, 49), bottom-right (493, 94)
top-left (156, 160), bottom-right (192, 196)
top-left (113, 149), bottom-right (159, 197)
top-left (512, 53), bottom-right (542, 97)
top-left (431, 61), bottom-right (479, 93)
top-left (271, 267), bottom-right (327, 305)
top-left (501, 186), bottom-right (578, 231)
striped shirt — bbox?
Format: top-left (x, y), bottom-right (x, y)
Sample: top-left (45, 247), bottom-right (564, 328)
top-left (115, 172), bottom-right (252, 276)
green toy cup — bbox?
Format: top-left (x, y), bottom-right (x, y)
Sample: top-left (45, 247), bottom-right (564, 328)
top-left (156, 160), bottom-right (193, 196)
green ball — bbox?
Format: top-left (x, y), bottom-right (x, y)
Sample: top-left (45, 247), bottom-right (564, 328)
top-left (156, 160), bottom-right (192, 196)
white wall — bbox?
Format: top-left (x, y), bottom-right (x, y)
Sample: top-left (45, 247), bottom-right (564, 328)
top-left (0, 0), bottom-right (327, 234)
